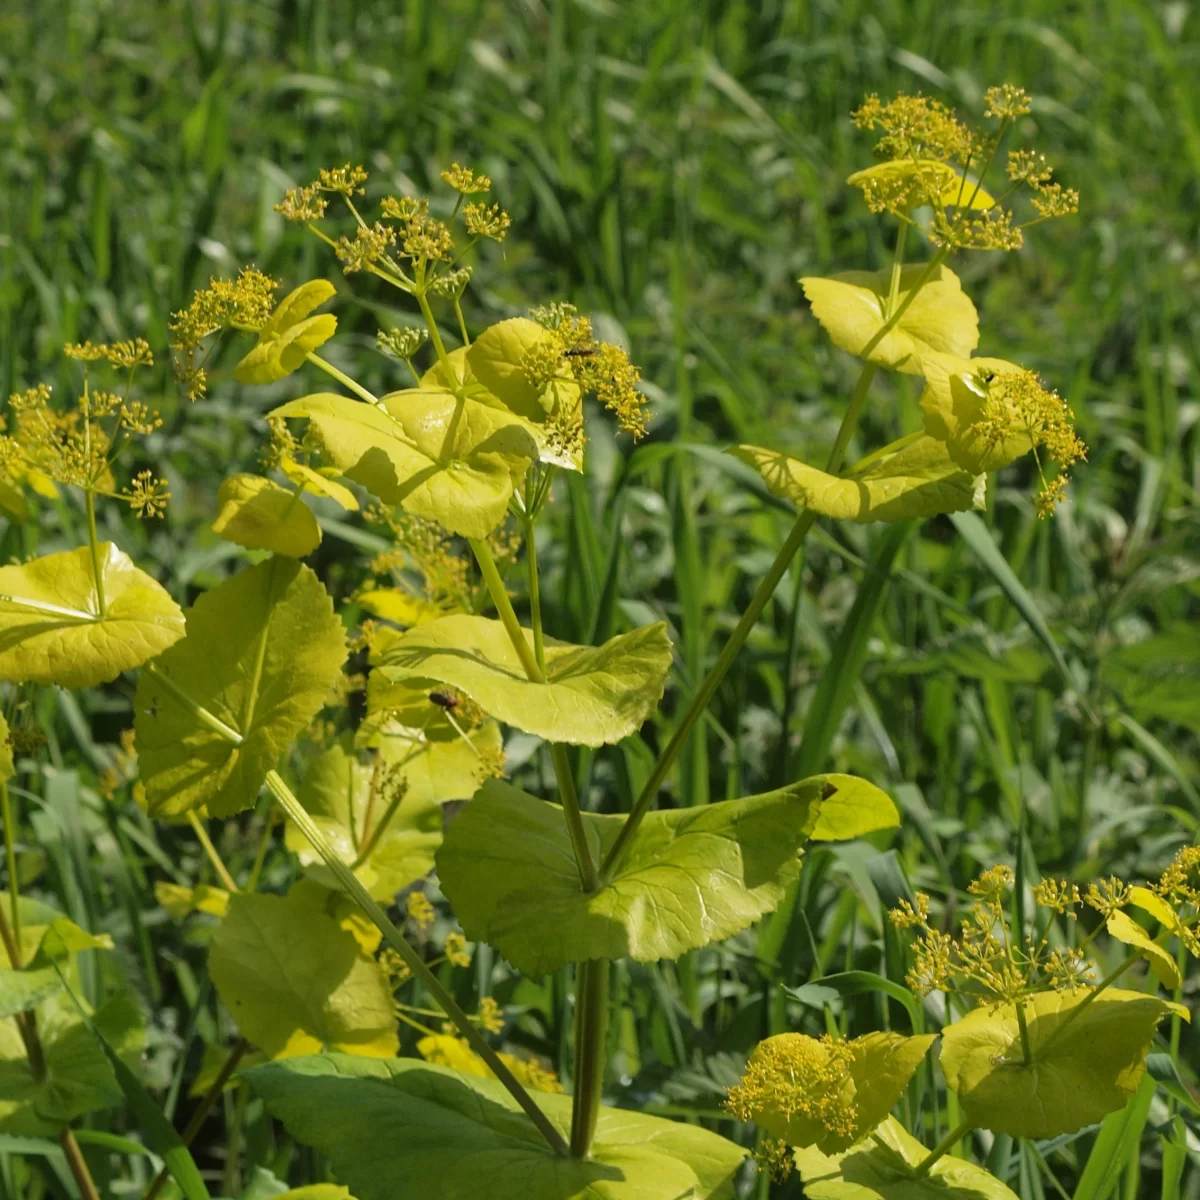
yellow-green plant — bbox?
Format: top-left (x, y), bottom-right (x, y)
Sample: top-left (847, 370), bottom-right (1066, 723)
top-left (0, 85), bottom-right (1107, 1200)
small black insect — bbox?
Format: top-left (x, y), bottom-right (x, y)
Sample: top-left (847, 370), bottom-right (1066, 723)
top-left (563, 347), bottom-right (598, 358)
top-left (429, 691), bottom-right (459, 711)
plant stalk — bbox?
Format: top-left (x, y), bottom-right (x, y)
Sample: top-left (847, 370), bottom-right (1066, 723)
top-left (265, 769), bottom-right (570, 1157)
top-left (569, 958), bottom-right (610, 1158)
top-left (913, 1119), bottom-right (973, 1178)
top-left (84, 490), bottom-right (107, 618)
top-left (306, 352), bottom-right (383, 407)
top-left (60, 1128), bottom-right (102, 1200)
top-left (186, 811), bottom-right (239, 893)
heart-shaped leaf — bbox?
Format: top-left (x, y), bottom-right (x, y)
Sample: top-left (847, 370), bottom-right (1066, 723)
top-left (248, 1053), bottom-right (745, 1200)
top-left (0, 544), bottom-right (185, 687)
top-left (801, 264), bottom-right (979, 375)
top-left (135, 558), bottom-right (345, 818)
top-left (377, 615), bottom-right (671, 748)
top-left (273, 390), bottom-right (537, 539)
top-left (939, 988), bottom-right (1183, 1138)
top-left (210, 885), bottom-right (398, 1060)
top-left (731, 436), bottom-right (983, 524)
top-left (795, 1116), bottom-right (1018, 1200)
top-left (234, 280), bottom-right (337, 385)
top-left (212, 474), bottom-right (321, 557)
top-left (438, 776), bottom-right (826, 976)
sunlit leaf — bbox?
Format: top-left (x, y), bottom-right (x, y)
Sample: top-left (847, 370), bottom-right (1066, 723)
top-left (801, 264), bottom-right (979, 375)
top-left (807, 775), bottom-right (901, 841)
top-left (212, 474), bottom-right (321, 557)
top-left (1106, 910), bottom-right (1181, 989)
top-left (919, 353), bottom-right (1035, 472)
top-left (155, 882), bottom-right (231, 921)
top-left (135, 558), bottom-right (345, 819)
top-left (272, 391), bottom-right (537, 538)
top-left (280, 459), bottom-right (359, 511)
top-left (438, 777), bottom-right (824, 976)
top-left (940, 988), bottom-right (1183, 1138)
top-left (0, 544), bottom-right (185, 687)
top-left (209, 884), bottom-right (397, 1060)
top-left (249, 1053), bottom-right (745, 1200)
top-left (378, 614), bottom-right (671, 748)
top-left (795, 1116), bottom-right (1018, 1200)
top-left (354, 589), bottom-right (447, 627)
top-left (234, 280), bottom-right (337, 384)
top-left (731, 436), bottom-right (984, 523)
top-left (846, 161), bottom-right (996, 211)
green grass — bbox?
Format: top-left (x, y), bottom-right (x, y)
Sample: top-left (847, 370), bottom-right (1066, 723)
top-left (2, 0), bottom-right (1200, 1196)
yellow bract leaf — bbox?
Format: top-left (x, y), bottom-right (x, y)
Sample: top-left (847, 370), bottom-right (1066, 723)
top-left (234, 280), bottom-right (338, 385)
top-left (801, 263), bottom-right (979, 375)
top-left (212, 474), bottom-right (321, 558)
top-left (0, 544), bottom-right (185, 687)
top-left (847, 160), bottom-right (996, 212)
top-left (354, 589), bottom-right (446, 627)
top-left (155, 882), bottom-right (231, 921)
top-left (731, 436), bottom-right (984, 523)
top-left (1106, 909), bottom-right (1181, 989)
top-left (280, 458), bottom-right (359, 511)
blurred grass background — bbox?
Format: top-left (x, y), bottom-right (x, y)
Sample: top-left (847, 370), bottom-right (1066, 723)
top-left (3, 0), bottom-right (1200, 1196)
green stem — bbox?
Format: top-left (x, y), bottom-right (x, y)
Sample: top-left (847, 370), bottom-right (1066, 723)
top-left (469, 538), bottom-right (599, 892)
top-left (913, 1119), bottom-right (973, 1178)
top-left (186, 812), bottom-right (239, 893)
top-left (265, 769), bottom-right (570, 1156)
top-left (1, 781), bottom-right (20, 949)
top-left (1015, 999), bottom-right (1032, 1065)
top-left (84, 490), bottom-right (107, 618)
top-left (454, 298), bottom-right (471, 348)
top-left (416, 285), bottom-right (451, 369)
top-left (60, 1128), bottom-right (102, 1200)
top-left (569, 959), bottom-right (610, 1158)
top-left (144, 664), bottom-right (244, 746)
top-left (602, 249), bottom-right (949, 880)
top-left (306, 352), bottom-right (383, 407)
top-left (525, 513), bottom-right (546, 672)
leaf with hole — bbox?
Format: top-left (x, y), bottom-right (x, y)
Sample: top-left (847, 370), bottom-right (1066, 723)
top-left (134, 558), bottom-right (345, 818)
top-left (377, 615), bottom-right (671, 748)
top-left (0, 544), bottom-right (185, 687)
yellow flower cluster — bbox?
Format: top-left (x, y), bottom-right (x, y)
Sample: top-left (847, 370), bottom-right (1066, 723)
top-left (853, 92), bottom-right (974, 164)
top-left (528, 303), bottom-right (648, 439)
top-left (725, 1034), bottom-right (857, 1140)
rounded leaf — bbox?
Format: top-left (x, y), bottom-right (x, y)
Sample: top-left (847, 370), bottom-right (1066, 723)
top-left (731, 437), bottom-right (985, 524)
top-left (135, 558), bottom-right (346, 819)
top-left (378, 615), bottom-right (672, 748)
top-left (210, 886), bottom-right (397, 1059)
top-left (807, 775), bottom-right (901, 841)
top-left (1106, 909), bottom-right (1181, 988)
top-left (0, 544), bottom-right (185, 687)
top-left (438, 777), bottom-right (824, 976)
top-left (248, 1053), bottom-right (745, 1200)
top-left (801, 264), bottom-right (979, 375)
top-left (939, 988), bottom-right (1182, 1138)
top-left (234, 281), bottom-right (338, 385)
top-left (212, 474), bottom-right (321, 557)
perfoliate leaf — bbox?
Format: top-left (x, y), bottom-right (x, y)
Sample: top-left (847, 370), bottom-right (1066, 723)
top-left (272, 390), bottom-right (537, 539)
top-left (744, 1032), bottom-right (934, 1153)
top-left (280, 459), bottom-right (359, 511)
top-left (438, 777), bottom-right (824, 976)
top-left (0, 544), bottom-right (185, 687)
top-left (212, 474), bottom-right (321, 558)
top-left (940, 988), bottom-right (1182, 1138)
top-left (378, 615), bottom-right (672, 748)
top-left (807, 775), bottom-right (900, 841)
top-left (801, 264), bottom-right (979, 375)
top-left (248, 1053), bottom-right (745, 1200)
top-left (234, 280), bottom-right (337, 385)
top-left (209, 886), bottom-right (397, 1060)
top-left (846, 161), bottom-right (996, 210)
top-left (795, 1116), bottom-right (1018, 1200)
top-left (354, 589), bottom-right (447, 627)
top-left (283, 743), bottom-right (443, 902)
top-left (919, 353), bottom-right (1035, 472)
top-left (135, 558), bottom-right (345, 819)
top-left (155, 882), bottom-right (231, 921)
top-left (0, 990), bottom-right (144, 1135)
top-left (730, 437), bottom-right (984, 524)
top-left (1106, 910), bottom-right (1182, 989)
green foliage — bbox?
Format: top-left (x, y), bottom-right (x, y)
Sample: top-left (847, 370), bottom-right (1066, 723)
top-left (210, 884), bottom-right (398, 1059)
top-left (134, 557), bottom-right (345, 817)
top-left (248, 1053), bottom-right (745, 1200)
top-left (212, 474), bottom-right (322, 557)
top-left (437, 776), bottom-right (829, 975)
